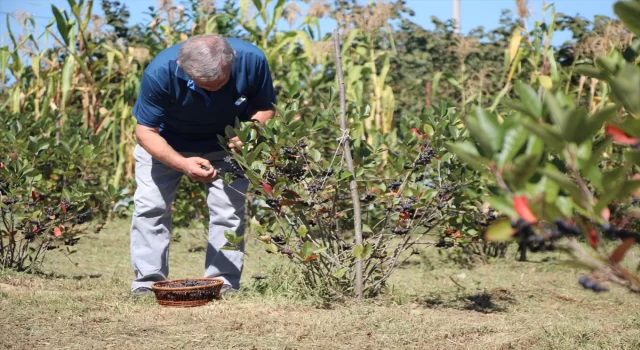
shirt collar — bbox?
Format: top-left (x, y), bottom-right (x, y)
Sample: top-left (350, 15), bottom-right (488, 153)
top-left (174, 63), bottom-right (210, 102)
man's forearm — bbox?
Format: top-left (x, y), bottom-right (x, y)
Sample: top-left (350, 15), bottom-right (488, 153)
top-left (250, 108), bottom-right (275, 126)
top-left (135, 125), bottom-right (186, 172)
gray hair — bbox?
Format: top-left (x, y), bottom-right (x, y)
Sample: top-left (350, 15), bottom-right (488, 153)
top-left (178, 34), bottom-right (235, 82)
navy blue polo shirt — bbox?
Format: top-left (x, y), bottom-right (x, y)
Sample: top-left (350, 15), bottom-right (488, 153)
top-left (132, 38), bottom-right (276, 152)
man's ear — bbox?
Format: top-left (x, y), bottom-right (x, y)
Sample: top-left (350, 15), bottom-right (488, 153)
top-left (176, 59), bottom-right (180, 65)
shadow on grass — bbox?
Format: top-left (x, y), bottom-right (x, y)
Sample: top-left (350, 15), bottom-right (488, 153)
top-left (421, 288), bottom-right (516, 314)
top-left (30, 269), bottom-right (103, 281)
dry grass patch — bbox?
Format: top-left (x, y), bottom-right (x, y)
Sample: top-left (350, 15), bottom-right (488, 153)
top-left (2, 219), bottom-right (640, 349)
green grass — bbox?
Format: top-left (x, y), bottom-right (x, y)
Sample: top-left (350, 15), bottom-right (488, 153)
top-left (2, 219), bottom-right (640, 349)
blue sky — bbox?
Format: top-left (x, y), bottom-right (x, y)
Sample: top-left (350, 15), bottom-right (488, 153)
top-left (0, 0), bottom-right (619, 48)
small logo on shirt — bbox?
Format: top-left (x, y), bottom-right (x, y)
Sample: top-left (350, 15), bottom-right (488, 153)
top-left (235, 96), bottom-right (247, 106)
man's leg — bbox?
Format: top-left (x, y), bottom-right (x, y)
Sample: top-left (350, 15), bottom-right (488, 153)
top-left (130, 144), bottom-right (183, 292)
top-left (203, 151), bottom-right (250, 290)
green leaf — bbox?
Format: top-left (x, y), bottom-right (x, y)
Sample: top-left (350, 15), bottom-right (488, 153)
top-left (484, 218), bottom-right (515, 242)
top-left (464, 107), bottom-right (502, 156)
top-left (576, 105), bottom-right (617, 144)
top-left (308, 149), bottom-right (321, 162)
top-left (514, 81), bottom-right (543, 118)
top-left (51, 6), bottom-right (70, 46)
top-left (506, 153), bottom-right (540, 190)
top-left (297, 225), bottom-right (308, 238)
top-left (518, 118), bottom-right (564, 150)
top-left (625, 150), bottom-right (640, 167)
top-left (444, 142), bottom-right (489, 173)
top-left (614, 0), bottom-right (640, 37)
top-left (60, 55), bottom-right (75, 111)
top-left (525, 134), bottom-right (545, 156)
top-left (301, 241), bottom-right (313, 258)
top-left (485, 196), bottom-right (517, 219)
top-left (538, 165), bottom-right (589, 208)
top-left (574, 65), bottom-right (609, 80)
top-left (563, 107), bottom-right (588, 143)
top-left (608, 62), bottom-right (640, 115)
top-left (496, 125), bottom-right (528, 168)
top-left (353, 244), bottom-right (364, 260)
top-left (544, 92), bottom-right (571, 135)
top-left (332, 267), bottom-right (347, 279)
top-left (362, 224), bottom-right (372, 233)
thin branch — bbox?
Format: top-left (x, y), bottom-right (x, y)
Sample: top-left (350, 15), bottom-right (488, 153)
top-left (334, 28), bottom-right (364, 301)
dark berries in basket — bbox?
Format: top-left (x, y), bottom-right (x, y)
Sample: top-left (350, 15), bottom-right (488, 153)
top-left (297, 140), bottom-right (307, 148)
top-left (389, 181), bottom-right (401, 190)
top-left (263, 158), bottom-right (274, 165)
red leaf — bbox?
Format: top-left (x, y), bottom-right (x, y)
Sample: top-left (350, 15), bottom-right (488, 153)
top-left (411, 128), bottom-right (421, 137)
top-left (282, 189), bottom-right (301, 199)
top-left (53, 227), bottom-right (62, 237)
top-left (0, 162), bottom-right (3, 169)
top-left (588, 228), bottom-right (599, 249)
top-left (261, 182), bottom-right (273, 196)
top-left (31, 191), bottom-right (38, 201)
top-left (305, 255), bottom-right (319, 262)
top-left (513, 196), bottom-right (538, 223)
top-left (60, 201), bottom-right (67, 214)
top-left (610, 237), bottom-right (636, 264)
top-left (605, 125), bottom-right (639, 145)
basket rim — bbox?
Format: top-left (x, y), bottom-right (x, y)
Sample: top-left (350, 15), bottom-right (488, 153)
top-left (151, 278), bottom-right (225, 292)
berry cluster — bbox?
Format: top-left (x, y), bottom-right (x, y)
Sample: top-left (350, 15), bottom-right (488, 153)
top-left (362, 193), bottom-right (376, 202)
top-left (414, 145), bottom-right (435, 167)
top-left (388, 180), bottom-right (401, 191)
top-left (266, 198), bottom-right (280, 209)
top-left (283, 147), bottom-right (298, 160)
top-left (578, 276), bottom-right (609, 292)
top-left (435, 239), bottom-right (454, 248)
top-left (306, 179), bottom-right (322, 193)
top-left (76, 210), bottom-right (91, 224)
top-left (392, 228), bottom-right (409, 235)
top-left (322, 169), bottom-right (334, 177)
top-left (278, 163), bottom-right (305, 182)
top-left (512, 219), bottom-right (558, 252)
top-left (473, 208), bottom-right (498, 228)
top-left (224, 156), bottom-right (246, 180)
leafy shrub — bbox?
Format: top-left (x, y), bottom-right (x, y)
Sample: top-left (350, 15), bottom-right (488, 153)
top-left (0, 112), bottom-right (116, 271)
top-left (447, 0), bottom-right (640, 293)
top-left (217, 94), bottom-right (491, 298)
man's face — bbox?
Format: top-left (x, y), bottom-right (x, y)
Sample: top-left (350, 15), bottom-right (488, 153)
top-left (192, 63), bottom-right (232, 92)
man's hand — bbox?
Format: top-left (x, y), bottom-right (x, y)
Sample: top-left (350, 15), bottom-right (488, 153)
top-left (180, 157), bottom-right (217, 182)
top-left (227, 109), bottom-right (275, 153)
top-left (227, 136), bottom-right (244, 153)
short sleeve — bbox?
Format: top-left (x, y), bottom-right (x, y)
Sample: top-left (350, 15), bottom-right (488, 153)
top-left (132, 72), bottom-right (169, 128)
top-left (248, 55), bottom-right (277, 111)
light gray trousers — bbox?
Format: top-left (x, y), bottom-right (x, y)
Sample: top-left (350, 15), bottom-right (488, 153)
top-left (129, 144), bottom-right (249, 291)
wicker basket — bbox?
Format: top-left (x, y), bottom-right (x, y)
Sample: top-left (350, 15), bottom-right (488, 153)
top-left (151, 278), bottom-right (224, 308)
